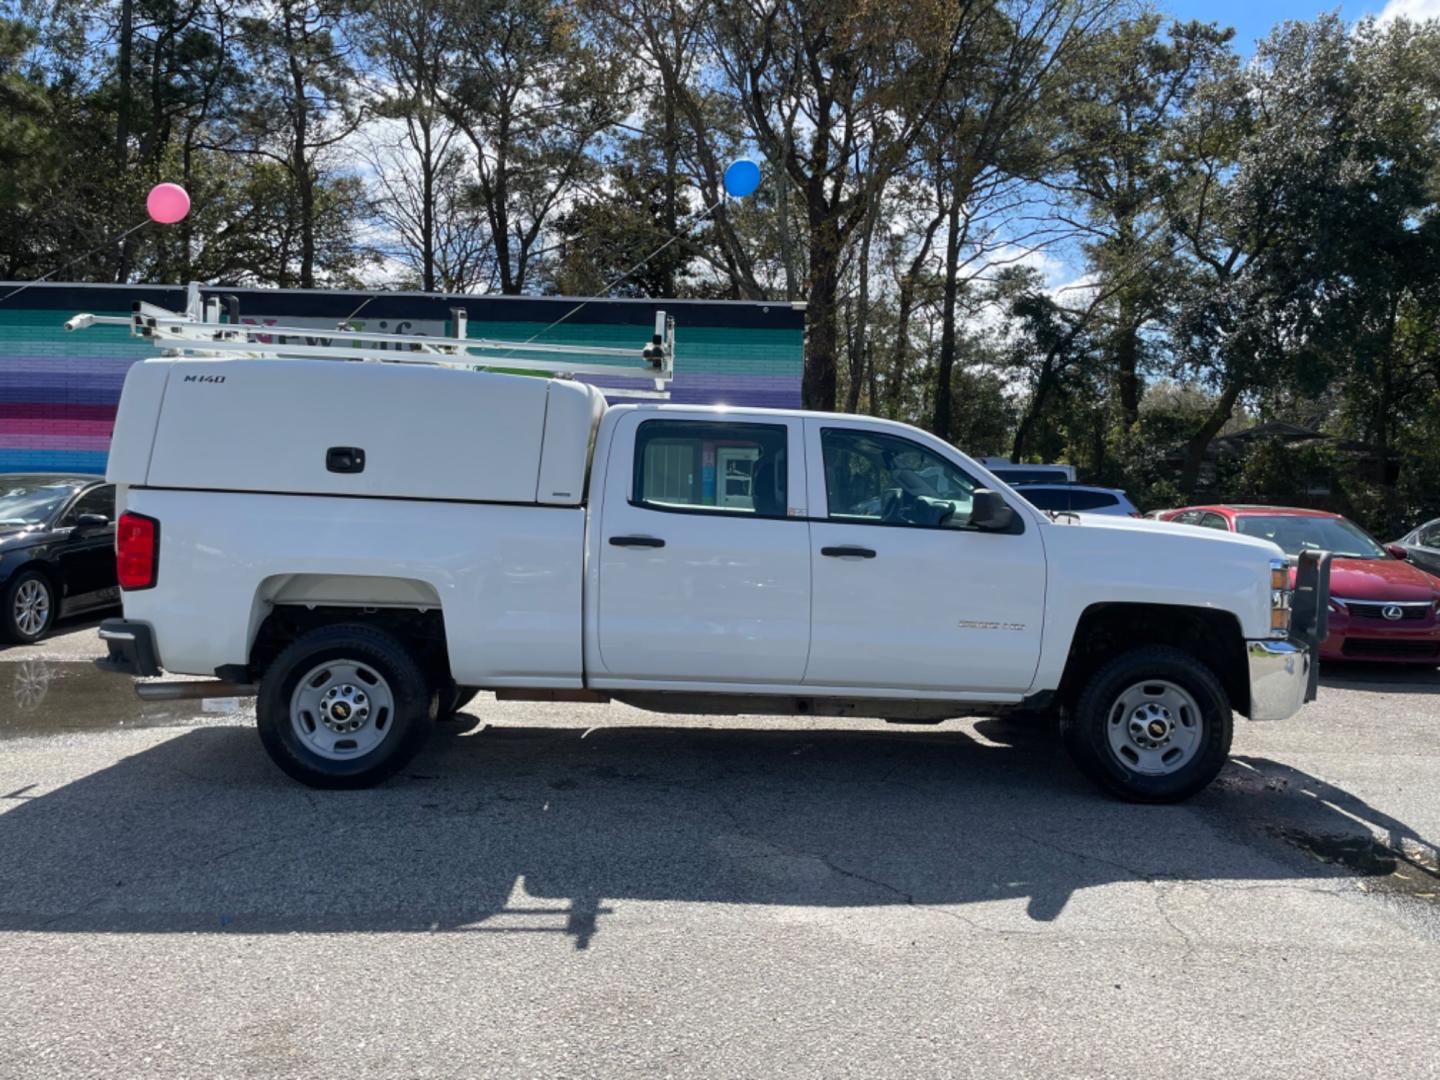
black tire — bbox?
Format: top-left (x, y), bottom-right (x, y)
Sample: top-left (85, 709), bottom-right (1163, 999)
top-left (437, 685), bottom-right (480, 720)
top-left (1061, 645), bottom-right (1233, 804)
top-left (1, 568), bottom-right (57, 644)
top-left (256, 623), bottom-right (436, 789)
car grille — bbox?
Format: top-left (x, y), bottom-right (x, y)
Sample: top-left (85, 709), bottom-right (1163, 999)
top-left (1341, 638), bottom-right (1440, 659)
top-left (1336, 599), bottom-right (1431, 622)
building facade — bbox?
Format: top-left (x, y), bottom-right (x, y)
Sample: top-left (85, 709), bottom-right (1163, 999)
top-left (0, 283), bottom-right (805, 474)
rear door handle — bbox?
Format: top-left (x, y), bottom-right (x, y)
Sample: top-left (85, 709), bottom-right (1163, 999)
top-left (609, 535), bottom-right (666, 548)
top-left (821, 545), bottom-right (877, 559)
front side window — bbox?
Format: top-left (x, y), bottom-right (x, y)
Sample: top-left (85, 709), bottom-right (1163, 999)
top-left (821, 428), bottom-right (978, 528)
top-left (633, 420), bottom-right (788, 518)
top-left (1199, 512), bottom-right (1231, 531)
top-left (63, 485), bottom-right (116, 525)
top-left (1420, 522), bottom-right (1440, 548)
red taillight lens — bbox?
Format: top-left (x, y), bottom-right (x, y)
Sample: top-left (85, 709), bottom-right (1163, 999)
top-left (116, 512), bottom-right (159, 590)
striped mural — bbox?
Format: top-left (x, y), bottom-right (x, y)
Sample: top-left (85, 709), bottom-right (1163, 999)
top-left (0, 284), bottom-right (805, 475)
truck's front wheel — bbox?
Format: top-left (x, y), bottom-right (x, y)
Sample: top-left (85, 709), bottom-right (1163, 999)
top-left (1062, 646), bottom-right (1233, 803)
top-left (256, 624), bottom-right (435, 789)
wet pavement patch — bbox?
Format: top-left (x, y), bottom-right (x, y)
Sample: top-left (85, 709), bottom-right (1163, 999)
top-left (0, 660), bottom-right (244, 738)
top-left (1270, 826), bottom-right (1440, 904)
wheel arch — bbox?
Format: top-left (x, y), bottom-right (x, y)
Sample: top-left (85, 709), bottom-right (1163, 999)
top-left (1056, 602), bottom-right (1250, 718)
top-left (244, 573), bottom-right (452, 688)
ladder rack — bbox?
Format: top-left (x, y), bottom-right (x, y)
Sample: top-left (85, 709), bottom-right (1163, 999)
top-left (65, 284), bottom-right (676, 396)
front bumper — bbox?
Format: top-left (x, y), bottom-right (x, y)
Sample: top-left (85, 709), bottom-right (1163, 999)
top-left (98, 618), bottom-right (163, 677)
top-left (1247, 548), bottom-right (1331, 721)
top-left (1247, 639), bottom-right (1312, 721)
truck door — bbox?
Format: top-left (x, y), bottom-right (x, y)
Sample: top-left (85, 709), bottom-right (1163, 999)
top-left (594, 413), bottom-right (811, 683)
top-left (802, 420), bottom-right (1045, 695)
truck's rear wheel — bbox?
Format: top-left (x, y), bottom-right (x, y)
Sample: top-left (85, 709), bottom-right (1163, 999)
top-left (256, 624), bottom-right (435, 789)
top-left (1062, 646), bottom-right (1232, 803)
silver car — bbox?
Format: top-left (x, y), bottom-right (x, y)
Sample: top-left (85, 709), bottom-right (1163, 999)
top-left (1012, 483), bottom-right (1140, 517)
top-left (1393, 518), bottom-right (1440, 578)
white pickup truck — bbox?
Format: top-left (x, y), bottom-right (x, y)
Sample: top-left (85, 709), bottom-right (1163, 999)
top-left (91, 303), bottom-right (1330, 802)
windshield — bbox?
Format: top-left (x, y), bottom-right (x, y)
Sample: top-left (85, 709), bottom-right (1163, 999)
top-left (1235, 514), bottom-right (1388, 559)
top-left (0, 478), bottom-right (82, 527)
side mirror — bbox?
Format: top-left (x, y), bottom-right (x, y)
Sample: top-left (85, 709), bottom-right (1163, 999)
top-left (72, 513), bottom-right (110, 533)
top-left (1386, 543), bottom-right (1408, 561)
top-left (971, 489), bottom-right (1015, 532)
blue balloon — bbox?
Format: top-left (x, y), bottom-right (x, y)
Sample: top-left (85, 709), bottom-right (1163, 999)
top-left (723, 159), bottom-right (762, 198)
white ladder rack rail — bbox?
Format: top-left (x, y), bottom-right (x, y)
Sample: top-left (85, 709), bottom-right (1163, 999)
top-left (65, 293), bottom-right (676, 395)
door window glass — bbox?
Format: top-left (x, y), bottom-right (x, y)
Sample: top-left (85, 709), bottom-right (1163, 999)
top-left (63, 485), bottom-right (115, 524)
top-left (1067, 490), bottom-right (1119, 512)
top-left (1199, 512), bottom-right (1231, 530)
top-left (1173, 511), bottom-right (1200, 525)
top-left (1017, 487), bottom-right (1071, 512)
top-left (1420, 523), bottom-right (1440, 548)
top-left (633, 421), bottom-right (788, 518)
top-left (821, 428), bottom-right (978, 528)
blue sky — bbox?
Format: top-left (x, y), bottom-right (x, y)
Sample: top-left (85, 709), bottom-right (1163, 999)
top-left (1163, 0), bottom-right (1439, 51)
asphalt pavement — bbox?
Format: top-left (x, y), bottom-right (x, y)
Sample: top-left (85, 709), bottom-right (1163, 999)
top-left (1, 620), bottom-right (1437, 1079)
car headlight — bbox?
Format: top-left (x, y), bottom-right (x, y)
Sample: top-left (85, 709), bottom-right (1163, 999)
top-left (1270, 559), bottom-right (1292, 636)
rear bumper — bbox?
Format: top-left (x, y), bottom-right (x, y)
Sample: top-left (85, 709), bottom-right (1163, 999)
top-left (98, 618), bottom-right (162, 677)
top-left (1247, 639), bottom-right (1311, 721)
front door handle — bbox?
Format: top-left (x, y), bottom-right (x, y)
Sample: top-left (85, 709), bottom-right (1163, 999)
top-left (609, 535), bottom-right (666, 548)
top-left (821, 545), bottom-right (877, 559)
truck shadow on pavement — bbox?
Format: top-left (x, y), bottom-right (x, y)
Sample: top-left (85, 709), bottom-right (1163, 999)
top-left (2, 713), bottom-right (1435, 948)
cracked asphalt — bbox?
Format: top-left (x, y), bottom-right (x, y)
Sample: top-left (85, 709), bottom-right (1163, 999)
top-left (1, 621), bottom-right (1438, 1079)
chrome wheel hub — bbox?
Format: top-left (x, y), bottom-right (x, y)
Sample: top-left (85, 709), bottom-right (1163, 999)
top-left (1106, 679), bottom-right (1204, 776)
top-left (290, 661), bottom-right (395, 760)
top-left (13, 579), bottom-right (50, 638)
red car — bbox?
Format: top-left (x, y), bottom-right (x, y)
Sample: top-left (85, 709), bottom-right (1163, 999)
top-left (1161, 505), bottom-right (1440, 665)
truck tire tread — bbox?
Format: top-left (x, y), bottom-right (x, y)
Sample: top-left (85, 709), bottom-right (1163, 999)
top-left (1061, 644), bottom-right (1233, 804)
top-left (256, 623), bottom-right (436, 790)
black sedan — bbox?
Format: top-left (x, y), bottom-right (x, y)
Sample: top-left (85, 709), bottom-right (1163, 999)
top-left (0, 474), bottom-right (120, 644)
top-left (1393, 517), bottom-right (1440, 579)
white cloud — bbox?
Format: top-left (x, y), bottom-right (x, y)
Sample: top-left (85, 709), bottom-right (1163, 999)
top-left (1376, 0), bottom-right (1440, 25)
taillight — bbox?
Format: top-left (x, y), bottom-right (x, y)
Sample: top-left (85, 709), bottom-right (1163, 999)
top-left (116, 512), bottom-right (159, 590)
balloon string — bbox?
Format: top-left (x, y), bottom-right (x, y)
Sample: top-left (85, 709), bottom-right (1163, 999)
top-left (493, 194), bottom-right (729, 360)
top-left (0, 219), bottom-right (152, 305)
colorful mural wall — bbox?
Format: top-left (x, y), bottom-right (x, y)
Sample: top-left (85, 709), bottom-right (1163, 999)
top-left (0, 283), bottom-right (805, 474)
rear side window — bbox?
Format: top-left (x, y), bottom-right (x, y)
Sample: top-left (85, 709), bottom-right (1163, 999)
top-left (993, 468), bottom-right (1071, 485)
top-left (633, 420), bottom-right (788, 518)
top-left (1067, 490), bottom-right (1119, 512)
top-left (1018, 487), bottom-right (1071, 512)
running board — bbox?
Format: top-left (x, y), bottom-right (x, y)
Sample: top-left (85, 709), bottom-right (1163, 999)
top-left (493, 689), bottom-right (612, 703)
top-left (136, 680), bottom-right (257, 701)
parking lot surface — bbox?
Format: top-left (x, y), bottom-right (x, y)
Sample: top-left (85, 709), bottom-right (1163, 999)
top-left (1, 622), bottom-right (1438, 1079)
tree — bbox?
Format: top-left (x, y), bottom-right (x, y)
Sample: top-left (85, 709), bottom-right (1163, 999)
top-left (709, 0), bottom-right (991, 411)
top-left (440, 0), bottom-right (628, 295)
top-left (1047, 16), bottom-right (1232, 430)
top-left (361, 0), bottom-right (491, 292)
top-left (1164, 17), bottom-right (1349, 495)
top-left (234, 0), bottom-right (366, 287)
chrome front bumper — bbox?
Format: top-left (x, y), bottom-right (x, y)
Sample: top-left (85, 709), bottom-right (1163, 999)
top-left (1247, 639), bottom-right (1311, 721)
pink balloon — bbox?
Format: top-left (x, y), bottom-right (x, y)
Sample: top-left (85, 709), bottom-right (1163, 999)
top-left (146, 182), bottom-right (191, 224)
